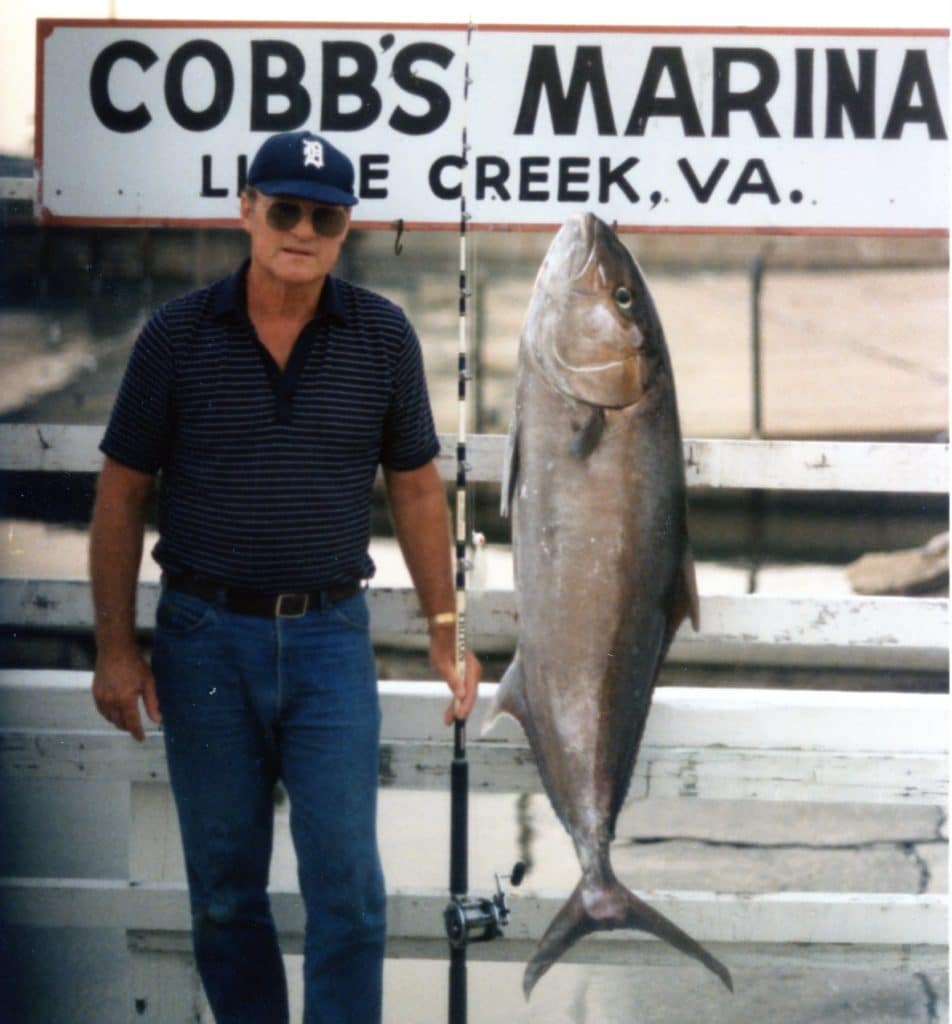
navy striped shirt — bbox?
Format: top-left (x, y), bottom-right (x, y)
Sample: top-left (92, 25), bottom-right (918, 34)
top-left (101, 260), bottom-right (440, 590)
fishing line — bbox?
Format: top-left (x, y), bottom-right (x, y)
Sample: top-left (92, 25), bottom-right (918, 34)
top-left (443, 27), bottom-right (524, 1024)
top-left (448, 21), bottom-right (473, 1024)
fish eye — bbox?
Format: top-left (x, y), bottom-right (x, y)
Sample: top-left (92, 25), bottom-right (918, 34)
top-left (614, 286), bottom-right (634, 310)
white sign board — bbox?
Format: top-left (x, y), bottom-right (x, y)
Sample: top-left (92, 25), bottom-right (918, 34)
top-left (36, 20), bottom-right (949, 234)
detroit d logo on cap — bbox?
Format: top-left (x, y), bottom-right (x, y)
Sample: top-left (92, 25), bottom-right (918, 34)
top-left (303, 139), bottom-right (324, 170)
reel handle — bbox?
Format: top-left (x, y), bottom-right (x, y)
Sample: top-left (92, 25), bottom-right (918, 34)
top-left (444, 861), bottom-right (527, 950)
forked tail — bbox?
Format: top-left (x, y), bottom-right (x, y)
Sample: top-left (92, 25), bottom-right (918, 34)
top-left (523, 878), bottom-right (733, 998)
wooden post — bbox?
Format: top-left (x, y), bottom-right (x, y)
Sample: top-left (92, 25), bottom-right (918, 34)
top-left (128, 781), bottom-right (203, 1021)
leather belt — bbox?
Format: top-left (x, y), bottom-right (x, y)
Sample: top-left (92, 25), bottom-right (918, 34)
top-left (163, 573), bottom-right (363, 619)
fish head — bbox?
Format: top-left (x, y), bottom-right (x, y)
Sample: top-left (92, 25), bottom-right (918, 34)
top-left (525, 213), bottom-right (664, 409)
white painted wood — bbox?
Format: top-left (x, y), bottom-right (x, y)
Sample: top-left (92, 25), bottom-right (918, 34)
top-left (388, 889), bottom-right (952, 949)
top-left (130, 782), bottom-right (185, 883)
top-left (129, 931), bottom-right (949, 973)
top-left (0, 176), bottom-right (34, 201)
top-left (1, 879), bottom-right (945, 950)
top-left (0, 670), bottom-right (105, 729)
top-left (3, 676), bottom-right (946, 803)
top-left (2, 728), bottom-right (945, 805)
top-left (387, 740), bottom-right (947, 804)
top-left (0, 877), bottom-right (192, 930)
top-left (635, 748), bottom-right (946, 805)
top-left (532, 685), bottom-right (950, 755)
top-left (5, 674), bottom-right (946, 755)
top-left (0, 424), bottom-right (104, 473)
top-left (1, 423), bottom-right (947, 493)
top-left (128, 782), bottom-right (196, 1022)
top-left (129, 948), bottom-right (202, 1023)
top-left (679, 438), bottom-right (950, 494)
top-left (0, 580), bottom-right (946, 670)
top-left (0, 727), bottom-right (169, 781)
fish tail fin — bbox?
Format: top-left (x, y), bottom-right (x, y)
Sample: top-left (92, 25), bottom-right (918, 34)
top-left (523, 878), bottom-right (733, 999)
top-left (522, 882), bottom-right (591, 998)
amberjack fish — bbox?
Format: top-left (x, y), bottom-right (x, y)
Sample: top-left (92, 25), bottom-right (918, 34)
top-left (484, 213), bottom-right (732, 997)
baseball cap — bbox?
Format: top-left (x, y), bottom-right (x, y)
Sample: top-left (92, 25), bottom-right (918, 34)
top-left (247, 131), bottom-right (358, 207)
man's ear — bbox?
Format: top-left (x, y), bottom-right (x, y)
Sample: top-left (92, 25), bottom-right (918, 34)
top-left (239, 190), bottom-right (254, 234)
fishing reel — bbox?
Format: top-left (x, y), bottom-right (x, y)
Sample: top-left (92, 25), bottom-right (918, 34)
top-left (444, 862), bottom-right (526, 949)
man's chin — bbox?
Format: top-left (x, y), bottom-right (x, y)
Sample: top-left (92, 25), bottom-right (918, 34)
top-left (271, 254), bottom-right (324, 283)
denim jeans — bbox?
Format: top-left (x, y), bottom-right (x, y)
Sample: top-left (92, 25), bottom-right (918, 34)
top-left (151, 586), bottom-right (386, 1024)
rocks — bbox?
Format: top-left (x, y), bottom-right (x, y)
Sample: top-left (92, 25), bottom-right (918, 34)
top-left (848, 533), bottom-right (949, 596)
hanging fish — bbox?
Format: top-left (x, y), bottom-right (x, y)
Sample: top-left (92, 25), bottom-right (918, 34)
top-left (485, 212), bottom-right (732, 997)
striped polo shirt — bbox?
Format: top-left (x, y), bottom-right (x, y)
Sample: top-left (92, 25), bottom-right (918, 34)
top-left (100, 259), bottom-right (440, 591)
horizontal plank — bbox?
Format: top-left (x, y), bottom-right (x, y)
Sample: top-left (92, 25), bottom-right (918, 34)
top-left (137, 934), bottom-right (949, 974)
top-left (677, 438), bottom-right (950, 494)
top-left (444, 435), bottom-right (951, 494)
top-left (0, 176), bottom-right (33, 201)
top-left (382, 740), bottom-right (947, 805)
top-left (0, 580), bottom-right (946, 670)
top-left (1, 424), bottom-right (946, 493)
top-left (1, 725), bottom-right (945, 807)
top-left (5, 673), bottom-right (947, 754)
top-left (3, 675), bottom-right (944, 803)
top-left (0, 424), bottom-right (104, 472)
top-left (1, 878), bottom-right (945, 950)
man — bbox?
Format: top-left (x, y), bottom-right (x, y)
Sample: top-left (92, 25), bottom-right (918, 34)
top-left (89, 129), bottom-right (481, 1024)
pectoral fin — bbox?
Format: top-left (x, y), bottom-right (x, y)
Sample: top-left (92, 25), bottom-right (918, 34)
top-left (570, 407), bottom-right (606, 459)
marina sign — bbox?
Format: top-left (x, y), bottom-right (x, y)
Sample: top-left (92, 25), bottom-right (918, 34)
top-left (36, 20), bottom-right (948, 233)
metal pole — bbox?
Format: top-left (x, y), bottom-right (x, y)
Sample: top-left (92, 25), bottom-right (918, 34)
top-left (750, 256), bottom-right (765, 439)
top-left (748, 257), bottom-right (766, 594)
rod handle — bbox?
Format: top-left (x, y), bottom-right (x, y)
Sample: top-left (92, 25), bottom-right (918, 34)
top-left (449, 945), bottom-right (466, 1024)
top-left (450, 756), bottom-right (469, 896)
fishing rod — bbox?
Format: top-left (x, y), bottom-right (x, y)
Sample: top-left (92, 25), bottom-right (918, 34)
top-left (443, 24), bottom-right (524, 1024)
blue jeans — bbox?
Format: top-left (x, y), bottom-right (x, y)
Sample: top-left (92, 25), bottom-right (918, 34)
top-left (151, 587), bottom-right (386, 1024)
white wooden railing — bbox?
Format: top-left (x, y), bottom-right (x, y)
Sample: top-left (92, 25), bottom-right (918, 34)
top-left (0, 424), bottom-right (948, 1020)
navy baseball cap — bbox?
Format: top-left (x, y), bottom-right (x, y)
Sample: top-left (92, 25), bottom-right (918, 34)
top-left (247, 130), bottom-right (358, 207)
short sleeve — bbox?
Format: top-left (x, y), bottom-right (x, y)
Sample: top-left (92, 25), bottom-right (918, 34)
top-left (380, 320), bottom-right (441, 472)
top-left (99, 310), bottom-right (175, 474)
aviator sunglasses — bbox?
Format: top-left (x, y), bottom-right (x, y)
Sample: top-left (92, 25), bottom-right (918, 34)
top-left (250, 190), bottom-right (348, 238)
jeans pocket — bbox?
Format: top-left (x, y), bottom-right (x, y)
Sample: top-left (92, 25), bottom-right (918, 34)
top-left (329, 591), bottom-right (370, 633)
top-left (156, 589), bottom-right (219, 635)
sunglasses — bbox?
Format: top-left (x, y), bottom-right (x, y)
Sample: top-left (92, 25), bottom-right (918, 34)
top-left (258, 196), bottom-right (349, 238)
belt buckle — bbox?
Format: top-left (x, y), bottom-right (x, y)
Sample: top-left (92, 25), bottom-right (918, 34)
top-left (275, 593), bottom-right (309, 618)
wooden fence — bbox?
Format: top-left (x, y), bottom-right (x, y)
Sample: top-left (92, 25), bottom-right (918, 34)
top-left (0, 424), bottom-right (948, 1021)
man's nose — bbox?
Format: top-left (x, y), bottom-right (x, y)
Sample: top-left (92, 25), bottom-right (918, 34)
top-left (290, 212), bottom-right (317, 239)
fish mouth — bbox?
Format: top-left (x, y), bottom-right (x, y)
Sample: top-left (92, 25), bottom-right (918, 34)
top-left (536, 214), bottom-right (612, 298)
top-left (563, 214), bottom-right (625, 298)
top-left (566, 214), bottom-right (599, 284)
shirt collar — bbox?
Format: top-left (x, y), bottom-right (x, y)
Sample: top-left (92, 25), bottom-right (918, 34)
top-left (210, 258), bottom-right (347, 326)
